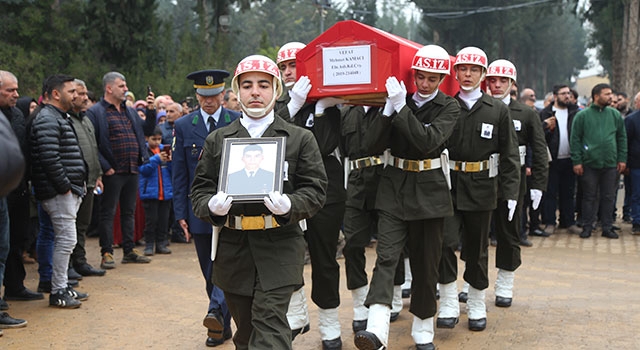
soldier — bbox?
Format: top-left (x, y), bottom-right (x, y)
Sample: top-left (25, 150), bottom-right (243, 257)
top-left (276, 42), bottom-right (346, 349)
top-left (190, 54), bottom-right (327, 350)
top-left (485, 59), bottom-right (548, 306)
top-left (354, 45), bottom-right (460, 350)
top-left (436, 47), bottom-right (520, 332)
top-left (172, 70), bottom-right (240, 347)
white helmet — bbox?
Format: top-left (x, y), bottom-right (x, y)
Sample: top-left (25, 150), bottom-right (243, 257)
top-left (411, 45), bottom-right (451, 75)
top-left (276, 42), bottom-right (306, 64)
top-left (454, 46), bottom-right (488, 70)
top-left (232, 55), bottom-right (283, 118)
top-left (487, 59), bottom-right (517, 82)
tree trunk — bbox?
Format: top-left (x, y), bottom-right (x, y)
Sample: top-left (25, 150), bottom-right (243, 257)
top-left (623, 0), bottom-right (640, 96)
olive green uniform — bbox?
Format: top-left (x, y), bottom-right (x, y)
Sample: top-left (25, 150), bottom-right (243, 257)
top-left (494, 99), bottom-right (548, 271)
top-left (364, 91), bottom-right (459, 319)
top-left (439, 92), bottom-right (520, 290)
top-left (190, 116), bottom-right (327, 350)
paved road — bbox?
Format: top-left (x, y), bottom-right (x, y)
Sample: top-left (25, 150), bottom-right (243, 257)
top-left (3, 223), bottom-right (639, 349)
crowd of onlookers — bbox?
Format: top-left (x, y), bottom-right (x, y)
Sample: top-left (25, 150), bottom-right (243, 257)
top-left (514, 83), bottom-right (637, 245)
top-left (0, 69), bottom-right (241, 336)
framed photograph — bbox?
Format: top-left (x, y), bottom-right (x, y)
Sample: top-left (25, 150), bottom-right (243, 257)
top-left (218, 137), bottom-right (286, 203)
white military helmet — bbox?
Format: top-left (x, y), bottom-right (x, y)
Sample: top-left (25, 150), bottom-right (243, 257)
top-left (454, 46), bottom-right (488, 70)
top-left (232, 55), bottom-right (283, 118)
top-left (411, 45), bottom-right (451, 75)
top-left (487, 59), bottom-right (517, 82)
top-left (276, 42), bottom-right (306, 64)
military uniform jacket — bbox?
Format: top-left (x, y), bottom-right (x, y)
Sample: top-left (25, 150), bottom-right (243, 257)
top-left (366, 91), bottom-right (459, 220)
top-left (190, 115), bottom-right (327, 295)
top-left (341, 106), bottom-right (387, 211)
top-left (505, 100), bottom-right (549, 200)
top-left (172, 107), bottom-right (240, 235)
top-left (448, 92), bottom-right (520, 211)
top-left (276, 90), bottom-right (346, 205)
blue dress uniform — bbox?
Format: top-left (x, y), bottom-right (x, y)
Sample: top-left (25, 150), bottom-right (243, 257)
top-left (172, 69), bottom-right (240, 345)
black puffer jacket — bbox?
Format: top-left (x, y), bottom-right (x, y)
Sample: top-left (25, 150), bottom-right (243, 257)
top-left (30, 104), bottom-right (86, 200)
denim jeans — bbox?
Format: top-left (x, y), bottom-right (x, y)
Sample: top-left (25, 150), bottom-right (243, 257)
top-left (542, 158), bottom-right (576, 227)
top-left (41, 193), bottom-right (82, 293)
top-left (37, 204), bottom-right (54, 282)
top-left (580, 166), bottom-right (618, 231)
top-left (0, 198), bottom-right (10, 288)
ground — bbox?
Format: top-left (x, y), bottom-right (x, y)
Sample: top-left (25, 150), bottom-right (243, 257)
top-left (3, 223), bottom-right (640, 349)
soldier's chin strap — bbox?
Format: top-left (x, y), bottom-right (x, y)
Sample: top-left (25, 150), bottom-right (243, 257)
top-left (492, 80), bottom-right (513, 100)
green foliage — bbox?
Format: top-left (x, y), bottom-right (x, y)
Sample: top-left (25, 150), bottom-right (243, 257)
top-left (582, 0), bottom-right (624, 75)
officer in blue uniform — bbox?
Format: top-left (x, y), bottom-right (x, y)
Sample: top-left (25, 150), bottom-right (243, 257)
top-left (172, 69), bottom-right (240, 347)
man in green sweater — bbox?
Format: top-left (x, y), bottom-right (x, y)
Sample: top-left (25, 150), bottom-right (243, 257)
top-left (570, 83), bottom-right (627, 239)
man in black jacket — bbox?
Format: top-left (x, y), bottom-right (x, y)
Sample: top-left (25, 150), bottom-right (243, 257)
top-left (0, 70), bottom-right (28, 331)
top-left (539, 85), bottom-right (581, 236)
top-left (30, 74), bottom-right (88, 308)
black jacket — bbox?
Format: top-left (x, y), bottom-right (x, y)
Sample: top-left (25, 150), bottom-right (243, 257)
top-left (30, 104), bottom-right (86, 200)
top-left (539, 103), bottom-right (579, 160)
top-left (0, 110), bottom-right (24, 197)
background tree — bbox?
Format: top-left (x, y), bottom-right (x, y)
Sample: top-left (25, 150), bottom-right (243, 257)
top-left (584, 0), bottom-right (640, 96)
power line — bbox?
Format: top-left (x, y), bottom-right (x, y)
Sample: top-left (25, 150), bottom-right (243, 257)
top-left (423, 0), bottom-right (555, 19)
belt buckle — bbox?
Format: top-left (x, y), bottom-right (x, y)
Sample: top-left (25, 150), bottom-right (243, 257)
top-left (423, 159), bottom-right (431, 170)
top-left (465, 162), bottom-right (481, 172)
top-left (241, 215), bottom-right (265, 230)
top-left (405, 160), bottom-right (420, 172)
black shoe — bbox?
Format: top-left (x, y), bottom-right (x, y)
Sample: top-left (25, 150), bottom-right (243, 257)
top-left (530, 228), bottom-right (550, 237)
top-left (468, 317), bottom-right (487, 331)
top-left (519, 238), bottom-right (533, 247)
top-left (291, 323), bottom-right (310, 340)
top-left (203, 311), bottom-right (224, 340)
top-left (580, 229), bottom-right (592, 238)
top-left (205, 328), bottom-right (232, 347)
top-left (65, 286), bottom-right (88, 301)
top-left (0, 312), bottom-right (27, 328)
top-left (37, 281), bottom-right (51, 293)
top-left (155, 246), bottom-right (172, 254)
top-left (632, 224), bottom-right (640, 235)
top-left (390, 311), bottom-right (399, 322)
top-left (623, 215), bottom-right (632, 223)
top-left (0, 299), bottom-right (8, 311)
top-left (402, 288), bottom-right (411, 298)
top-left (352, 319), bottom-right (367, 333)
top-left (49, 290), bottom-right (81, 309)
top-left (67, 267), bottom-right (83, 281)
top-left (416, 343), bottom-right (435, 350)
top-left (322, 337), bottom-right (342, 350)
top-left (67, 279), bottom-right (79, 287)
top-left (74, 263), bottom-right (106, 277)
top-left (612, 225), bottom-right (621, 231)
top-left (601, 230), bottom-right (619, 239)
top-left (436, 317), bottom-right (458, 328)
top-left (171, 232), bottom-right (189, 243)
top-left (4, 288), bottom-right (44, 301)
top-left (458, 291), bottom-right (468, 303)
top-left (495, 296), bottom-right (512, 307)
top-left (354, 330), bottom-right (385, 350)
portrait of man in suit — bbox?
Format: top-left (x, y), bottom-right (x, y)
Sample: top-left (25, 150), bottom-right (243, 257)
top-left (226, 144), bottom-right (275, 195)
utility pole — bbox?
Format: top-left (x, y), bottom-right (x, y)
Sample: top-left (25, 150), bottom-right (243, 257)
top-left (313, 0), bottom-right (331, 33)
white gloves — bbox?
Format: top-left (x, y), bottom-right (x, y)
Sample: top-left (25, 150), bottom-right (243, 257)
top-left (507, 200), bottom-right (517, 222)
top-left (315, 97), bottom-right (346, 116)
top-left (208, 191), bottom-right (233, 216)
top-left (264, 191), bottom-right (291, 216)
top-left (385, 76), bottom-right (407, 113)
top-left (382, 98), bottom-right (395, 117)
top-left (530, 189), bottom-right (543, 210)
top-left (288, 76), bottom-right (311, 117)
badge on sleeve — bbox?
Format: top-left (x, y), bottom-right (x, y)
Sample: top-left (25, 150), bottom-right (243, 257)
top-left (306, 115), bottom-right (315, 128)
top-left (513, 119), bottom-right (522, 131)
top-left (481, 123), bottom-right (494, 139)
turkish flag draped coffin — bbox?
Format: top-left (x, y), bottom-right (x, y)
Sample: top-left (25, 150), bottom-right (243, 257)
top-left (295, 20), bottom-right (458, 106)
